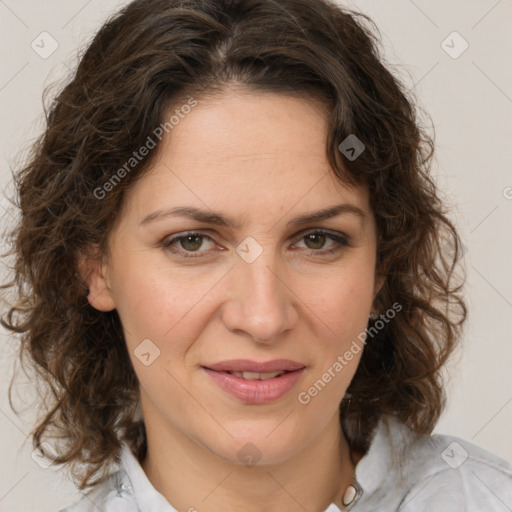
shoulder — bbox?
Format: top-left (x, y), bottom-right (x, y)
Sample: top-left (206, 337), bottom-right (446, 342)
top-left (390, 417), bottom-right (512, 511)
top-left (59, 471), bottom-right (139, 512)
top-left (354, 414), bottom-right (512, 511)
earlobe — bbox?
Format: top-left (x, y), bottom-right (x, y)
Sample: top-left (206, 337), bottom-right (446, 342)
top-left (77, 249), bottom-right (116, 312)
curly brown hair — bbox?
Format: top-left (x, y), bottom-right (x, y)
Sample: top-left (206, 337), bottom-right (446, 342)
top-left (1, 0), bottom-right (466, 490)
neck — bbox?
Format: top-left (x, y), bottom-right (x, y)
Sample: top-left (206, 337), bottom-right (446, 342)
top-left (140, 410), bottom-right (355, 512)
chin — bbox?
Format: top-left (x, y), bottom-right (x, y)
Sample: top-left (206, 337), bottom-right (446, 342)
top-left (201, 423), bottom-right (308, 468)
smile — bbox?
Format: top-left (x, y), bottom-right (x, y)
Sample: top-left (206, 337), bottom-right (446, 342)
top-left (224, 370), bottom-right (287, 380)
top-left (202, 364), bottom-right (306, 404)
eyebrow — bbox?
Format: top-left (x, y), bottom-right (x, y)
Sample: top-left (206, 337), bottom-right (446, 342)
top-left (139, 203), bottom-right (367, 228)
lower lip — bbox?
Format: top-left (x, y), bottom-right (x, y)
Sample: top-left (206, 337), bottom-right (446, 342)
top-left (202, 367), bottom-right (306, 404)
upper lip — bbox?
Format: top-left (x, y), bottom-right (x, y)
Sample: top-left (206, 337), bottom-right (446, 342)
top-left (203, 359), bottom-right (305, 373)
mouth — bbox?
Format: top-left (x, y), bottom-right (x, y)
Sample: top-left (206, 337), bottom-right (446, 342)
top-left (203, 358), bottom-right (305, 374)
top-left (218, 370), bottom-right (290, 380)
top-left (201, 360), bottom-right (306, 404)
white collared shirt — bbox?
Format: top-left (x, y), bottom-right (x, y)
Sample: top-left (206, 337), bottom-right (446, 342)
top-left (60, 414), bottom-right (512, 511)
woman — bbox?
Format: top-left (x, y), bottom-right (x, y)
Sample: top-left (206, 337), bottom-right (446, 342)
top-left (2, 0), bottom-right (511, 510)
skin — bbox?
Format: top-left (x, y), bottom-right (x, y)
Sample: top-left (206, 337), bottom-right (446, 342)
top-left (84, 87), bottom-right (383, 512)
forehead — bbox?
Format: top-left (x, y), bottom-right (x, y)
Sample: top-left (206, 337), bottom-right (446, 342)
top-left (166, 89), bottom-right (331, 169)
top-left (121, 90), bottom-right (370, 224)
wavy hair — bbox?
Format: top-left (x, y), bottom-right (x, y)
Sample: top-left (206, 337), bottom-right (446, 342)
top-left (1, 0), bottom-right (466, 489)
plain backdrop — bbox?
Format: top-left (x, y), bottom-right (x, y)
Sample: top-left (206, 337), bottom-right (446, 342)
top-left (1, 1), bottom-right (511, 510)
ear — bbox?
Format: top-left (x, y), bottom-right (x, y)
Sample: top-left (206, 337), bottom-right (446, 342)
top-left (77, 245), bottom-right (116, 312)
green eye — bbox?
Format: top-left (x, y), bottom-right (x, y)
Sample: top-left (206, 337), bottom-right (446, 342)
top-left (295, 230), bottom-right (350, 254)
top-left (163, 232), bottom-right (214, 256)
top-left (162, 229), bottom-right (350, 259)
top-left (177, 234), bottom-right (206, 251)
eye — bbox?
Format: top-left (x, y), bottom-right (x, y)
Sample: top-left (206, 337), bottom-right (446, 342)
top-left (162, 229), bottom-right (350, 259)
top-left (162, 232), bottom-right (216, 257)
top-left (293, 230), bottom-right (350, 255)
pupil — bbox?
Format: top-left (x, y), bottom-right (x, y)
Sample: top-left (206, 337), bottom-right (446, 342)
top-left (182, 235), bottom-right (202, 251)
top-left (306, 233), bottom-right (325, 249)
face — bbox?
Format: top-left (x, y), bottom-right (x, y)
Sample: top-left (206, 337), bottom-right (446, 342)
top-left (85, 89), bottom-right (382, 466)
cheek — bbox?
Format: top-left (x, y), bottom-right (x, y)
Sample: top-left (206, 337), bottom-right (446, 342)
top-left (112, 259), bottom-right (207, 414)
top-left (303, 259), bottom-right (375, 393)
top-left (109, 250), bottom-right (221, 346)
top-left (312, 262), bottom-right (375, 338)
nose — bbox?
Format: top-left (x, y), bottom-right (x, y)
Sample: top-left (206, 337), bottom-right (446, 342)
top-left (221, 247), bottom-right (299, 344)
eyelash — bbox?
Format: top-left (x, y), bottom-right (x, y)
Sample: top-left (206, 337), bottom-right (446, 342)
top-left (161, 229), bottom-right (350, 259)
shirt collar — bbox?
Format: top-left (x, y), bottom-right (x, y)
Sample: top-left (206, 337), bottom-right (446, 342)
top-left (120, 443), bottom-right (178, 511)
top-left (353, 414), bottom-right (414, 507)
top-left (118, 415), bottom-right (400, 511)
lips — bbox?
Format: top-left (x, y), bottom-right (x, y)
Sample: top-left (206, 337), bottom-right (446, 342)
top-left (226, 370), bottom-right (286, 380)
top-left (204, 359), bottom-right (305, 373)
top-left (202, 359), bottom-right (306, 404)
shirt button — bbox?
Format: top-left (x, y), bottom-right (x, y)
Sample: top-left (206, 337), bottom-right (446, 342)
top-left (117, 482), bottom-right (132, 497)
top-left (342, 484), bottom-right (358, 507)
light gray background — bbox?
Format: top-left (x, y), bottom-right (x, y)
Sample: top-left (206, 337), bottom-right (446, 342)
top-left (1, 1), bottom-right (511, 510)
